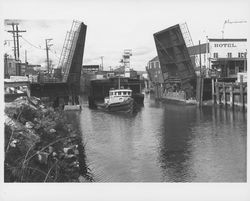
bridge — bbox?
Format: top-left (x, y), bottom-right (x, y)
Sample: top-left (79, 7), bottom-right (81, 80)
top-left (29, 20), bottom-right (87, 101)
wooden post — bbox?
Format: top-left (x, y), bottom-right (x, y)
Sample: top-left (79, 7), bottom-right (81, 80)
top-left (155, 84), bottom-right (159, 99)
top-left (212, 78), bottom-right (215, 104)
top-left (196, 76), bottom-right (201, 106)
top-left (229, 85), bottom-right (234, 107)
top-left (222, 82), bottom-right (226, 105)
top-left (200, 76), bottom-right (204, 106)
top-left (240, 82), bottom-right (244, 108)
top-left (216, 83), bottom-right (220, 104)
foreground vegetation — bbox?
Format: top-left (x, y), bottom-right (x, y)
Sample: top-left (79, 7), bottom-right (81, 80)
top-left (4, 96), bottom-right (92, 182)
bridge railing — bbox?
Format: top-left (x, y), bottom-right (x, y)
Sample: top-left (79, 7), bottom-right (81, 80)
top-left (57, 20), bottom-right (82, 83)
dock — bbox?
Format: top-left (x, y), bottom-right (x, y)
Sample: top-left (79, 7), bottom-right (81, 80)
top-left (214, 81), bottom-right (247, 109)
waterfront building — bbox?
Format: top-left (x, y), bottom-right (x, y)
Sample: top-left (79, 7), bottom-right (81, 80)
top-left (188, 38), bottom-right (247, 80)
top-left (208, 38), bottom-right (247, 80)
top-left (4, 54), bottom-right (42, 78)
top-left (4, 54), bottom-right (20, 78)
top-left (148, 38), bottom-right (247, 81)
top-left (146, 56), bottom-right (164, 88)
top-left (82, 65), bottom-right (100, 72)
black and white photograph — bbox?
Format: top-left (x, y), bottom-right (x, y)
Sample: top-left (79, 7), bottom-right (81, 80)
top-left (1, 0), bottom-right (249, 200)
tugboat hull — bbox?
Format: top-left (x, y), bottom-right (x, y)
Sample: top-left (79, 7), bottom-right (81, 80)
top-left (97, 97), bottom-right (135, 113)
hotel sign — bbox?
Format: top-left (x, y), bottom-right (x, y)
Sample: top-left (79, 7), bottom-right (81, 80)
top-left (214, 43), bottom-right (237, 48)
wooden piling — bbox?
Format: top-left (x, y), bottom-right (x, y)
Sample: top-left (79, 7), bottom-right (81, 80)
top-left (239, 83), bottom-right (244, 108)
top-left (222, 82), bottom-right (226, 105)
top-left (215, 84), bottom-right (220, 105)
top-left (200, 76), bottom-right (204, 106)
top-left (212, 78), bottom-right (215, 104)
top-left (196, 76), bottom-right (203, 106)
top-left (229, 85), bottom-right (234, 107)
top-left (214, 81), bottom-right (246, 109)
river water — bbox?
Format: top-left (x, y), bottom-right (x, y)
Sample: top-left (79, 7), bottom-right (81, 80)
top-left (78, 94), bottom-right (247, 182)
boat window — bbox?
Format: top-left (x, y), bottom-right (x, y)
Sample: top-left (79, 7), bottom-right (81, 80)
top-left (118, 92), bottom-right (121, 95)
top-left (115, 92), bottom-right (118, 95)
top-left (128, 92), bottom-right (131, 96)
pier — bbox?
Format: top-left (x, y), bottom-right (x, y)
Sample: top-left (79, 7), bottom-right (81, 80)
top-left (214, 81), bottom-right (247, 108)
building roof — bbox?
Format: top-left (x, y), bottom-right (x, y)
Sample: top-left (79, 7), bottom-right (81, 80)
top-left (209, 38), bottom-right (247, 42)
top-left (25, 68), bottom-right (37, 75)
top-left (82, 65), bottom-right (99, 68)
top-left (211, 58), bottom-right (247, 62)
top-left (149, 56), bottom-right (159, 62)
top-left (114, 66), bottom-right (125, 72)
top-left (188, 43), bottom-right (209, 55)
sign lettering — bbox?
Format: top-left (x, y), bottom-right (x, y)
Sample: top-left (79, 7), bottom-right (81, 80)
top-left (214, 43), bottom-right (237, 48)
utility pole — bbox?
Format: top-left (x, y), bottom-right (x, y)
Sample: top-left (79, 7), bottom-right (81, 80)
top-left (7, 23), bottom-right (17, 60)
top-left (25, 50), bottom-right (27, 63)
top-left (7, 23), bottom-right (26, 61)
top-left (100, 56), bottom-right (104, 71)
top-left (15, 24), bottom-right (26, 60)
top-left (199, 40), bottom-right (202, 75)
top-left (199, 40), bottom-right (203, 107)
top-left (45, 39), bottom-right (53, 74)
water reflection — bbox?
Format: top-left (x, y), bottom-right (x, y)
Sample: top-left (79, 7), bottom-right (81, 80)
top-left (78, 95), bottom-right (246, 182)
top-left (158, 104), bottom-right (197, 182)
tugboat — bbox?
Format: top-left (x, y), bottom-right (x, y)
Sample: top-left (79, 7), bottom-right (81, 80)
top-left (96, 88), bottom-right (135, 113)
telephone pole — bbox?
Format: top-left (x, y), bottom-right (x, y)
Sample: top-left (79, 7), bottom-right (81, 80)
top-left (25, 50), bottom-right (27, 63)
top-left (16, 24), bottom-right (26, 60)
top-left (100, 56), bottom-right (104, 71)
top-left (7, 23), bottom-right (26, 61)
top-left (45, 39), bottom-right (53, 74)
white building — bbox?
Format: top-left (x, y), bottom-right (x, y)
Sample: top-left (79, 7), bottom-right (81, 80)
top-left (188, 38), bottom-right (247, 79)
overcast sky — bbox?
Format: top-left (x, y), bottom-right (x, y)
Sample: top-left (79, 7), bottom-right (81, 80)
top-left (2, 0), bottom-right (249, 71)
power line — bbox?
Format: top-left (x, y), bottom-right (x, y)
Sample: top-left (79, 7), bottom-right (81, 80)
top-left (49, 49), bottom-right (60, 59)
top-left (21, 36), bottom-right (45, 50)
top-left (21, 37), bottom-right (60, 60)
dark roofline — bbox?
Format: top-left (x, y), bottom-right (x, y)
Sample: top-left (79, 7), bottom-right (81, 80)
top-left (153, 24), bottom-right (180, 36)
top-left (209, 38), bottom-right (247, 42)
top-left (188, 43), bottom-right (209, 55)
top-left (149, 56), bottom-right (158, 62)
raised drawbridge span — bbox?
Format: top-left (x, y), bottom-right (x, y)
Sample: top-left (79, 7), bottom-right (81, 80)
top-left (30, 20), bottom-right (87, 98)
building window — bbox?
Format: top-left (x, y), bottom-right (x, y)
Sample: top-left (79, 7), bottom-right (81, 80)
top-left (156, 61), bottom-right (159, 68)
top-left (213, 53), bottom-right (218, 58)
top-left (238, 52), bottom-right (246, 58)
top-left (227, 52), bottom-right (232, 58)
top-left (9, 63), bottom-right (12, 68)
top-left (151, 62), bottom-right (154, 69)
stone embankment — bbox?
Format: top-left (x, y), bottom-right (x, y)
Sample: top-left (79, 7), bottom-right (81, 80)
top-left (4, 96), bottom-right (92, 182)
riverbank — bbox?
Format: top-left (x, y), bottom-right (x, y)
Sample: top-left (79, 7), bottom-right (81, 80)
top-left (4, 96), bottom-right (92, 182)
